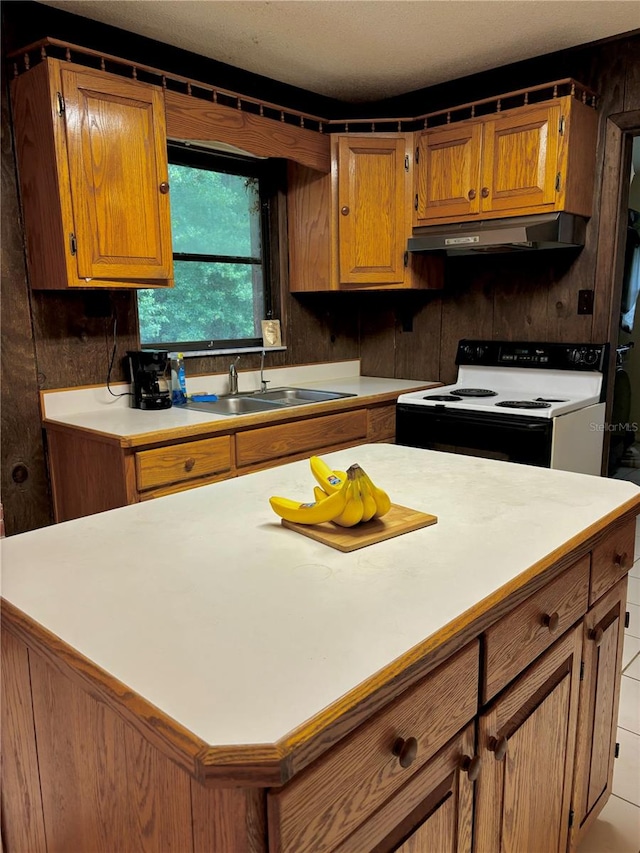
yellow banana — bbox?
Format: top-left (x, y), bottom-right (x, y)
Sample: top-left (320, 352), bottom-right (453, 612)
top-left (313, 485), bottom-right (329, 502)
top-left (357, 469), bottom-right (378, 522)
top-left (359, 467), bottom-right (392, 518)
top-left (269, 477), bottom-right (349, 524)
top-left (309, 455), bottom-right (347, 494)
top-left (332, 468), bottom-right (364, 528)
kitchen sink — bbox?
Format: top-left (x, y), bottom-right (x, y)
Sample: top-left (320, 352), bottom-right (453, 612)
top-left (184, 396), bottom-right (284, 415)
top-left (256, 387), bottom-right (356, 405)
top-left (182, 387), bottom-right (355, 416)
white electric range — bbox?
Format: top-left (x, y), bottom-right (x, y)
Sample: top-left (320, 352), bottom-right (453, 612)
top-left (396, 340), bottom-right (608, 475)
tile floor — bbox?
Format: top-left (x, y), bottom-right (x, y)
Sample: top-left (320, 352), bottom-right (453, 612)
top-left (578, 516), bottom-right (640, 852)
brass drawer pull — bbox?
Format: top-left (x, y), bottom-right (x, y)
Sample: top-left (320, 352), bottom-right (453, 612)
top-left (159, 181), bottom-right (170, 194)
top-left (184, 457), bottom-right (196, 472)
top-left (481, 186), bottom-right (489, 198)
top-left (468, 188), bottom-right (476, 200)
top-left (341, 205), bottom-right (350, 216)
top-left (488, 736), bottom-right (508, 761)
top-left (542, 611), bottom-right (560, 634)
top-left (461, 754), bottom-right (482, 781)
top-left (392, 736), bottom-right (418, 768)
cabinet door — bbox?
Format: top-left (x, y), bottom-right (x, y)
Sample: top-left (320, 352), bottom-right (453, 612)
top-left (61, 68), bottom-right (173, 281)
top-left (475, 625), bottom-right (582, 853)
top-left (480, 103), bottom-right (561, 214)
top-left (414, 123), bottom-right (482, 222)
top-left (332, 723), bottom-right (476, 853)
top-left (337, 135), bottom-right (409, 285)
top-left (570, 577), bottom-right (627, 849)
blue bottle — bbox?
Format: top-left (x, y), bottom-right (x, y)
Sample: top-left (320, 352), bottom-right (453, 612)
top-left (171, 353), bottom-right (187, 405)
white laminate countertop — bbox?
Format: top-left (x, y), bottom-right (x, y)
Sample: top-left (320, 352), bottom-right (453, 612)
top-left (40, 361), bottom-right (434, 439)
top-left (2, 445), bottom-right (639, 750)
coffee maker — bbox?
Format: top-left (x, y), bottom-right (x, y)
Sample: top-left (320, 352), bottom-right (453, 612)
top-left (127, 350), bottom-right (172, 410)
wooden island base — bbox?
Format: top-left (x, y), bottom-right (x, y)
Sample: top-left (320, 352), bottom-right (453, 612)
top-left (2, 516), bottom-right (635, 853)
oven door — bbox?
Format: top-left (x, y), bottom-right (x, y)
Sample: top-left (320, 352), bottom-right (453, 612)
top-left (396, 404), bottom-right (553, 467)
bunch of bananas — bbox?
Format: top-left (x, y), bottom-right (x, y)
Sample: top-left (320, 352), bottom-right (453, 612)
top-left (269, 455), bottom-right (392, 527)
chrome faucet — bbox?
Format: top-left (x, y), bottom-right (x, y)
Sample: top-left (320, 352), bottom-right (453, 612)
top-left (228, 357), bottom-right (240, 395)
top-left (260, 349), bottom-right (270, 393)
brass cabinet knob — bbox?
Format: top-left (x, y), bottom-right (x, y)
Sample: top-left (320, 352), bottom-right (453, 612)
top-left (461, 754), bottom-right (482, 781)
top-left (159, 182), bottom-right (170, 194)
top-left (589, 626), bottom-right (604, 646)
top-left (488, 736), bottom-right (508, 761)
top-left (468, 189), bottom-right (476, 200)
top-left (481, 187), bottom-right (489, 198)
top-left (542, 612), bottom-right (560, 634)
top-left (392, 736), bottom-right (418, 768)
top-left (184, 457), bottom-right (196, 472)
top-left (341, 205), bottom-right (350, 216)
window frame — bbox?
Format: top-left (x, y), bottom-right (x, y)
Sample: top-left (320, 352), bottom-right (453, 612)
top-left (138, 141), bottom-right (279, 353)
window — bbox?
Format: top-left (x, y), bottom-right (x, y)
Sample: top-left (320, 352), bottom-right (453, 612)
top-left (138, 143), bottom-right (276, 351)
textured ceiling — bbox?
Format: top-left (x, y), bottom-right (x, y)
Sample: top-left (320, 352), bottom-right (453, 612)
top-left (37, 0), bottom-right (639, 101)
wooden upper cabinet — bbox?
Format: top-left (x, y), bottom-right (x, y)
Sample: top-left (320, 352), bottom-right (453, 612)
top-left (61, 68), bottom-right (173, 281)
top-left (414, 95), bottom-right (598, 226)
top-left (480, 103), bottom-right (561, 214)
top-left (337, 135), bottom-right (409, 285)
top-left (415, 123), bottom-right (482, 221)
top-left (286, 135), bottom-right (443, 292)
top-left (11, 58), bottom-right (173, 289)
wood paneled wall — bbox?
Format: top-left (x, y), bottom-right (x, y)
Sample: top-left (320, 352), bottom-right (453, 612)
top-left (1, 5), bottom-right (639, 533)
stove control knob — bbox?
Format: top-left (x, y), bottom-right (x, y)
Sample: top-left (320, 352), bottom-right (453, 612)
top-left (568, 347), bottom-right (585, 365)
top-left (461, 344), bottom-right (478, 361)
top-left (583, 348), bottom-right (600, 366)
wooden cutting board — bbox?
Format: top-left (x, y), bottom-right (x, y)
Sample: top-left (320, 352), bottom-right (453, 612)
top-left (281, 503), bottom-right (437, 552)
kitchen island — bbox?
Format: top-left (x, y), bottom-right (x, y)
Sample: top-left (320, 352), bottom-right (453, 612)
top-left (2, 445), bottom-right (639, 852)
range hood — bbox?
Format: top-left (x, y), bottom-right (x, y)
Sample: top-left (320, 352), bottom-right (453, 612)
top-left (407, 212), bottom-right (586, 255)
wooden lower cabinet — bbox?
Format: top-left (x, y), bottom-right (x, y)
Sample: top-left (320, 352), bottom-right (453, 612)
top-left (46, 401), bottom-right (398, 522)
top-left (333, 724), bottom-right (476, 853)
top-left (569, 576), bottom-right (628, 849)
top-left (475, 625), bottom-right (582, 853)
top-left (268, 642), bottom-right (479, 853)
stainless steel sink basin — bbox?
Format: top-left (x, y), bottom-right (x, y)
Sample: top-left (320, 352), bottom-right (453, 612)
top-left (182, 387), bottom-right (355, 416)
top-left (256, 387), bottom-right (356, 405)
top-left (184, 396), bottom-right (284, 416)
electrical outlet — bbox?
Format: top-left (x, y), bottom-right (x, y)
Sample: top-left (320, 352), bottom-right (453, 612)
top-left (577, 290), bottom-right (594, 315)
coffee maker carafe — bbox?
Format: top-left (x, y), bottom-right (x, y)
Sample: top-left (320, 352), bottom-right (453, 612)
top-left (127, 351), bottom-right (172, 410)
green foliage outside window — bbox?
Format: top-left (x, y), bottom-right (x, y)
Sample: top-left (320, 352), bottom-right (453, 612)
top-left (138, 152), bottom-right (267, 348)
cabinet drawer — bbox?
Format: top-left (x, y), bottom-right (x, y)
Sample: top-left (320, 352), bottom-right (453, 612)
top-left (135, 436), bottom-right (232, 491)
top-left (333, 723), bottom-right (475, 853)
top-left (235, 410), bottom-right (367, 468)
top-left (268, 641), bottom-right (479, 853)
top-left (483, 556), bottom-right (589, 702)
top-left (590, 519), bottom-right (636, 605)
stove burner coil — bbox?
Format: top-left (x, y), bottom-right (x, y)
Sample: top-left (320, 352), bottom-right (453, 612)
top-left (495, 400), bottom-right (552, 409)
top-left (423, 394), bottom-right (463, 402)
top-left (453, 388), bottom-right (498, 397)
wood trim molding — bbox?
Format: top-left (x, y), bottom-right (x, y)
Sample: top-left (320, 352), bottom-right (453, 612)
top-left (165, 91), bottom-right (331, 173)
top-left (591, 110), bottom-right (640, 472)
